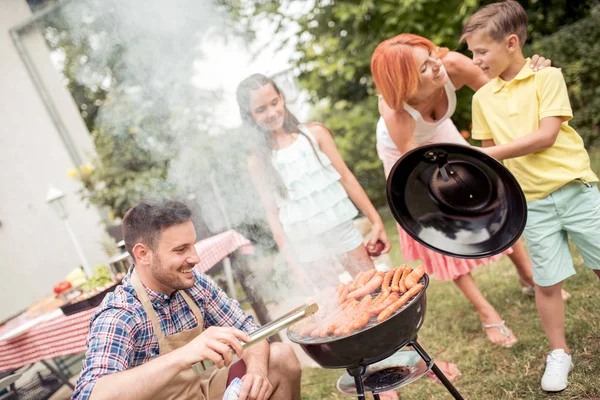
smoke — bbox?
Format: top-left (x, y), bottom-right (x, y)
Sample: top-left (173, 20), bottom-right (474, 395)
top-left (36, 0), bottom-right (368, 314)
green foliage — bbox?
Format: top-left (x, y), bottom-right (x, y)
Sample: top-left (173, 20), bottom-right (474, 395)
top-left (37, 0), bottom-right (600, 220)
top-left (38, 0), bottom-right (246, 222)
top-left (311, 96), bottom-right (386, 207)
top-left (260, 0), bottom-right (484, 206)
top-left (533, 5), bottom-right (600, 147)
top-left (80, 265), bottom-right (112, 292)
top-left (225, 0), bottom-right (596, 207)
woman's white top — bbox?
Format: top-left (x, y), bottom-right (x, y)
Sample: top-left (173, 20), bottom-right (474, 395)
top-left (377, 73), bottom-right (458, 148)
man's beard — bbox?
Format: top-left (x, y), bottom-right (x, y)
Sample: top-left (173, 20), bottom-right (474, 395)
top-left (149, 255), bottom-right (196, 292)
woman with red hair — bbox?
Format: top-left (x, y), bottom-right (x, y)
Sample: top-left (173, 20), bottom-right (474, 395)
top-left (371, 33), bottom-right (567, 348)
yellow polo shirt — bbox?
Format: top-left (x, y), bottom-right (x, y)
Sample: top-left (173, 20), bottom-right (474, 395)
top-left (472, 59), bottom-right (598, 201)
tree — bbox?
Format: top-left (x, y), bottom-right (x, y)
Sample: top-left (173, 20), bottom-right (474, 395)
top-left (223, 0), bottom-right (596, 207)
top-left (38, 0), bottom-right (243, 223)
top-left (533, 5), bottom-right (600, 147)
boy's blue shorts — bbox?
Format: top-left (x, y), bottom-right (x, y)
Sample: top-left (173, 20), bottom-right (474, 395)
top-left (523, 180), bottom-right (600, 287)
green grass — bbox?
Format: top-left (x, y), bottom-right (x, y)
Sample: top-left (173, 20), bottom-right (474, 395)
top-left (300, 151), bottom-right (600, 399)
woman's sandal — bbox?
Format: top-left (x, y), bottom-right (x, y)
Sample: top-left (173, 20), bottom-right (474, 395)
top-left (482, 320), bottom-right (518, 348)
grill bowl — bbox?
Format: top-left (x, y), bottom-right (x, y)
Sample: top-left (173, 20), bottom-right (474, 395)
top-left (287, 274), bottom-right (429, 369)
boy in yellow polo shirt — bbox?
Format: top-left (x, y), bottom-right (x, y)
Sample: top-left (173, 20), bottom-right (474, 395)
top-left (461, 0), bottom-right (600, 393)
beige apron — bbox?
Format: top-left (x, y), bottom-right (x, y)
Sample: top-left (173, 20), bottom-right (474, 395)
top-left (131, 270), bottom-right (229, 400)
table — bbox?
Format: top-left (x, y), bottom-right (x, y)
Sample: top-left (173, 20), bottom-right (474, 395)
top-left (194, 229), bottom-right (254, 298)
top-left (0, 308), bottom-right (94, 374)
top-left (0, 230), bottom-right (255, 376)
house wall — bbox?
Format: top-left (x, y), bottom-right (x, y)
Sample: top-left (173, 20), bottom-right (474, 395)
top-left (0, 0), bottom-right (108, 321)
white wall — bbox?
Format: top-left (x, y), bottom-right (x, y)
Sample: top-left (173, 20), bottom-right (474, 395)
top-left (0, 0), bottom-right (108, 321)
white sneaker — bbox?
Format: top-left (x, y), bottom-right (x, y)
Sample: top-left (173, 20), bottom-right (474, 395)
top-left (541, 349), bottom-right (573, 392)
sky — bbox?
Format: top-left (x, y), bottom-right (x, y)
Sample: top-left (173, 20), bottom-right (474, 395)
top-left (191, 5), bottom-right (311, 127)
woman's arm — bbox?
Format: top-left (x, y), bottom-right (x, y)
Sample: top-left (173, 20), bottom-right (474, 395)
top-left (442, 51), bottom-right (489, 91)
top-left (443, 52), bottom-right (551, 92)
top-left (307, 122), bottom-right (391, 252)
top-left (379, 98), bottom-right (417, 154)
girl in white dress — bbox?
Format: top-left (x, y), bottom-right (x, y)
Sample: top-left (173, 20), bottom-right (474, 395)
top-left (236, 74), bottom-right (391, 290)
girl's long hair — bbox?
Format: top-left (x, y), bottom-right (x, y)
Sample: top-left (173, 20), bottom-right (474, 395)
top-left (236, 73), bottom-right (322, 198)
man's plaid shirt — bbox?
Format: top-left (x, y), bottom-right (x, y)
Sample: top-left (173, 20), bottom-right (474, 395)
top-left (72, 267), bottom-right (259, 400)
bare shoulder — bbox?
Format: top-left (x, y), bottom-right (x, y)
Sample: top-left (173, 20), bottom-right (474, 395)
top-left (442, 51), bottom-right (480, 89)
top-left (304, 121), bottom-right (332, 140)
top-left (379, 97), bottom-right (411, 123)
top-left (382, 106), bottom-right (413, 127)
top-left (441, 51), bottom-right (472, 76)
top-left (441, 51), bottom-right (466, 72)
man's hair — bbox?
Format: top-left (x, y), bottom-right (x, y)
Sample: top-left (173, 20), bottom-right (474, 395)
top-left (460, 0), bottom-right (528, 47)
top-left (122, 200), bottom-right (192, 261)
top-left (371, 33), bottom-right (449, 111)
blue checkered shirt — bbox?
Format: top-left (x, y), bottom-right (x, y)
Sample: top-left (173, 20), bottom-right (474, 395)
top-left (72, 268), bottom-right (259, 400)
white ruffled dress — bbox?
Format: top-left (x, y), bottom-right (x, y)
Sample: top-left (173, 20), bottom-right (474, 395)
top-left (272, 125), bottom-right (362, 262)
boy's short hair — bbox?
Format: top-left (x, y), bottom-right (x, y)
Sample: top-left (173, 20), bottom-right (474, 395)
top-left (460, 0), bottom-right (528, 47)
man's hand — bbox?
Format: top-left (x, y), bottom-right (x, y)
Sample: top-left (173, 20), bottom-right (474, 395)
top-left (238, 365), bottom-right (274, 400)
top-left (180, 327), bottom-right (250, 369)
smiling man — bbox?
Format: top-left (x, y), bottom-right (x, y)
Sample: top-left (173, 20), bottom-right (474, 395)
top-left (72, 200), bottom-right (301, 400)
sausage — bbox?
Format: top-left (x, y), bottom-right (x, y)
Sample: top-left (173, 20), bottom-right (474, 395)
top-left (369, 290), bottom-right (389, 310)
top-left (355, 269), bottom-right (377, 287)
top-left (298, 318), bottom-right (320, 337)
top-left (346, 281), bottom-right (356, 293)
top-left (336, 283), bottom-right (344, 297)
top-left (339, 283), bottom-right (351, 303)
top-left (398, 266), bottom-right (412, 293)
top-left (334, 295), bottom-right (371, 336)
top-left (404, 266), bottom-right (425, 290)
top-left (341, 295), bottom-right (373, 336)
top-left (377, 283), bottom-right (424, 323)
top-left (347, 273), bottom-right (384, 299)
top-left (390, 266), bottom-right (405, 292)
top-left (381, 269), bottom-right (396, 292)
top-left (351, 271), bottom-right (365, 288)
top-left (320, 300), bottom-right (356, 337)
top-left (333, 300), bottom-right (362, 336)
top-left (368, 291), bottom-right (400, 316)
top-left (352, 311), bottom-right (371, 331)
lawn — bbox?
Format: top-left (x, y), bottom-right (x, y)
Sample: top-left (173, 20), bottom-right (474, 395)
top-left (299, 151), bottom-right (600, 399)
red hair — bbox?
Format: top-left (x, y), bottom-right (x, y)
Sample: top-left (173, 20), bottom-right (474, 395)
top-left (371, 34), bottom-right (448, 110)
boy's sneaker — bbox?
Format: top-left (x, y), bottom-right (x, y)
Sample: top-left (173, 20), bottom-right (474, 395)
top-left (541, 349), bottom-right (573, 392)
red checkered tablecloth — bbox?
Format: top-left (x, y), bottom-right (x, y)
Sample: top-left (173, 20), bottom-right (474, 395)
top-left (0, 230), bottom-right (253, 373)
top-left (0, 308), bottom-right (95, 372)
top-left (194, 230), bottom-right (254, 273)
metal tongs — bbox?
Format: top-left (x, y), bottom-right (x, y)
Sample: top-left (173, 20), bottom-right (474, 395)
top-left (192, 303), bottom-right (318, 375)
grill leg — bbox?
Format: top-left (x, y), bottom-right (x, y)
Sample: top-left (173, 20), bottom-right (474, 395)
top-left (410, 341), bottom-right (464, 400)
top-left (347, 366), bottom-right (366, 399)
top-left (373, 394), bottom-right (381, 400)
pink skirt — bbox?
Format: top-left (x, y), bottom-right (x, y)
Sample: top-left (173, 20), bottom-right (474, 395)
top-left (377, 123), bottom-right (512, 281)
